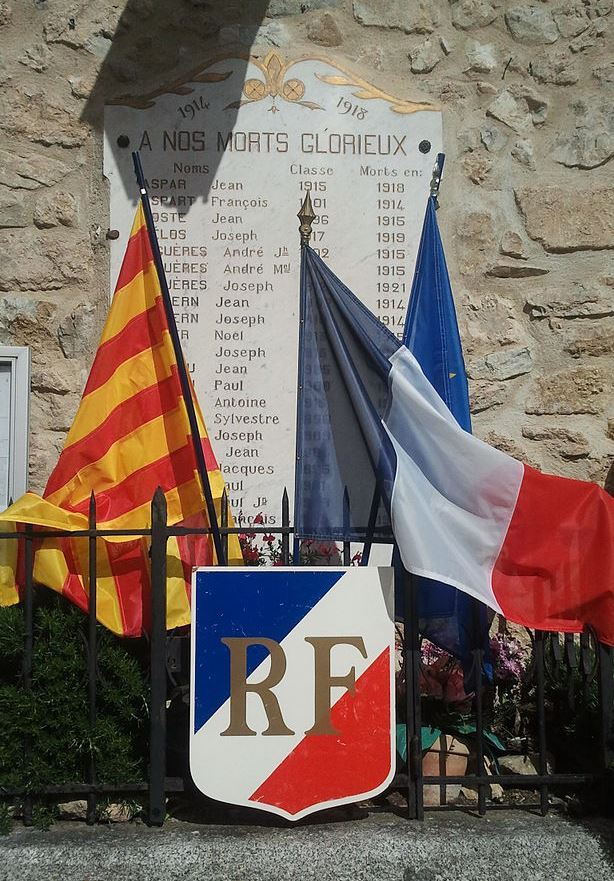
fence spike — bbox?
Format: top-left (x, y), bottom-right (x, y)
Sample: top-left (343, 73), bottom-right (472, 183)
top-left (281, 488), bottom-right (290, 565)
top-left (86, 489), bottom-right (97, 825)
top-left (342, 487), bottom-right (350, 566)
top-left (220, 489), bottom-right (229, 562)
top-left (152, 486), bottom-right (167, 523)
top-left (564, 633), bottom-right (577, 670)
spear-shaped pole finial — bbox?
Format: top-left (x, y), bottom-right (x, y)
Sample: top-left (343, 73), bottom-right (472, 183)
top-left (298, 190), bottom-right (316, 246)
top-left (429, 152), bottom-right (446, 209)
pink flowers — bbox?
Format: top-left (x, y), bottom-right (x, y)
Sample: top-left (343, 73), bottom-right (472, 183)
top-left (489, 633), bottom-right (527, 688)
top-left (419, 640), bottom-right (472, 711)
top-left (237, 517), bottom-right (359, 568)
top-left (238, 513), bottom-right (283, 566)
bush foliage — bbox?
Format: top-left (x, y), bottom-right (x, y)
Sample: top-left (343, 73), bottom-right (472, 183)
top-left (0, 595), bottom-right (149, 792)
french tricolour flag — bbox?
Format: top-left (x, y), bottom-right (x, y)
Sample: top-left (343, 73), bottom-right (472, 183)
top-left (294, 247), bottom-right (614, 645)
top-left (190, 568), bottom-right (395, 820)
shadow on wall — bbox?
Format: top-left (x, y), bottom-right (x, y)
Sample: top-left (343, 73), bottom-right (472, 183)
top-left (81, 0), bottom-right (271, 204)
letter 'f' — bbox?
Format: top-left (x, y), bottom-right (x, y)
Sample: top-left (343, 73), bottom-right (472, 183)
top-left (304, 636), bottom-right (367, 736)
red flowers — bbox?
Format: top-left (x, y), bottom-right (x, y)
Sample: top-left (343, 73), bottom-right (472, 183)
top-left (238, 513), bottom-right (283, 566)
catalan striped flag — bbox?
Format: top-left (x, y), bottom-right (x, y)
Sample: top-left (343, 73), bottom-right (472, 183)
top-left (0, 203), bottom-right (242, 636)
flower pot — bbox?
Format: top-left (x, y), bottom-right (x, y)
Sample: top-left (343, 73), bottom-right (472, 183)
top-left (422, 734), bottom-right (469, 806)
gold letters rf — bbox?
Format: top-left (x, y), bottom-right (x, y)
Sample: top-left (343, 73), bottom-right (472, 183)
top-left (219, 636), bottom-right (368, 737)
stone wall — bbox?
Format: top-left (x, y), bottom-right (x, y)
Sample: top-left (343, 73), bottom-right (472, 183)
top-left (0, 0), bottom-right (612, 493)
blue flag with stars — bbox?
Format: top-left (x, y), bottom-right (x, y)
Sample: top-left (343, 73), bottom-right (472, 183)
top-left (401, 183), bottom-right (491, 680)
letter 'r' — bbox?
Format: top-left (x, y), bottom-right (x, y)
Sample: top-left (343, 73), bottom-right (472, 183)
top-left (220, 637), bottom-right (295, 737)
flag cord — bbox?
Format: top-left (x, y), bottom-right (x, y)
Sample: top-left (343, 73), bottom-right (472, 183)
top-left (131, 151), bottom-right (227, 566)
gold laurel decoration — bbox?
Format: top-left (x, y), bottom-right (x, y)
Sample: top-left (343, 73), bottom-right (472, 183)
top-left (108, 51), bottom-right (437, 115)
top-left (109, 71), bottom-right (232, 110)
top-left (243, 78), bottom-right (267, 101)
top-left (283, 79), bottom-right (305, 101)
top-left (225, 51), bottom-right (323, 112)
top-left (316, 72), bottom-right (436, 115)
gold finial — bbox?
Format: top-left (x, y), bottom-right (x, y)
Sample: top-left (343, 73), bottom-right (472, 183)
top-left (298, 190), bottom-right (316, 246)
top-left (429, 153), bottom-right (445, 209)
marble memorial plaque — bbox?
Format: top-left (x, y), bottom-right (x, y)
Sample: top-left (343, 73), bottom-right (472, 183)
top-left (104, 51), bottom-right (442, 527)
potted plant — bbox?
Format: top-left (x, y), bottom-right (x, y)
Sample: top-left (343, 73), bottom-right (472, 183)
top-left (396, 633), bottom-right (522, 805)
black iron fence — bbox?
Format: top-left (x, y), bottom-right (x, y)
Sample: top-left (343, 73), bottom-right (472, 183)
top-left (1, 488), bottom-right (613, 825)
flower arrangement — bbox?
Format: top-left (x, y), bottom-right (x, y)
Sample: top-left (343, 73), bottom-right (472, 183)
top-left (396, 629), bottom-right (530, 744)
top-left (238, 514), bottom-right (285, 566)
top-left (487, 631), bottom-right (530, 746)
top-left (417, 633), bottom-right (529, 702)
top-left (238, 515), bottom-right (361, 566)
top-left (419, 639), bottom-right (473, 714)
top-left (489, 632), bottom-right (528, 691)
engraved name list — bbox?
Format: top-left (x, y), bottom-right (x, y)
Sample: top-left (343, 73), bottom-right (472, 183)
top-left (104, 52), bottom-right (442, 525)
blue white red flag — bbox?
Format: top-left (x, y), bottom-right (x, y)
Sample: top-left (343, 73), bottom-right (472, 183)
top-left (190, 567), bottom-right (395, 820)
top-left (293, 246), bottom-right (614, 646)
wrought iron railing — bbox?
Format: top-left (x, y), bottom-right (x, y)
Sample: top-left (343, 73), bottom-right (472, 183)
top-left (1, 488), bottom-right (612, 825)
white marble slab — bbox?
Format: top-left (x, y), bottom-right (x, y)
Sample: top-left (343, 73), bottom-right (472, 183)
top-left (104, 51), bottom-right (442, 527)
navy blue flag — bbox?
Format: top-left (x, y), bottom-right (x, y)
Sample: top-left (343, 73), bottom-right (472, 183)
top-left (402, 192), bottom-right (491, 676)
top-left (294, 247), bottom-right (397, 544)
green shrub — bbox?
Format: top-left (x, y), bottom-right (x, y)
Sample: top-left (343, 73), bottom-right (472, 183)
top-left (0, 595), bottom-right (149, 793)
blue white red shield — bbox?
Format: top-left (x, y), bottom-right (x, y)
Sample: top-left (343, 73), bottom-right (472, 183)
top-left (190, 567), bottom-right (395, 820)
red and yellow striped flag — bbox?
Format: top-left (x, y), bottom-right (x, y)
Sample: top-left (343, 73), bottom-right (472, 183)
top-left (0, 204), bottom-right (242, 635)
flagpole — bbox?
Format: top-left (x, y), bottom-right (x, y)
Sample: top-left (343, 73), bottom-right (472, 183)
top-left (131, 151), bottom-right (226, 566)
top-left (430, 152), bottom-right (445, 207)
top-left (293, 191), bottom-right (316, 563)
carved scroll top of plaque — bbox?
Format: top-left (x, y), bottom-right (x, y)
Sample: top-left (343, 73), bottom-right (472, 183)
top-left (108, 50), bottom-right (438, 115)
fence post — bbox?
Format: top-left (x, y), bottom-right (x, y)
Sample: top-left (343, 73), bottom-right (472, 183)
top-left (86, 493), bottom-right (98, 825)
top-left (598, 641), bottom-right (614, 774)
top-left (534, 630), bottom-right (549, 816)
top-left (403, 568), bottom-right (423, 820)
top-left (342, 487), bottom-right (350, 566)
top-left (148, 487), bottom-right (168, 826)
top-left (471, 599), bottom-right (487, 816)
top-left (281, 488), bottom-right (290, 565)
top-left (220, 489), bottom-right (229, 565)
top-left (22, 524), bottom-right (34, 827)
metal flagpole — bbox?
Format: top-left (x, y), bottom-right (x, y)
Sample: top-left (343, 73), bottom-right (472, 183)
top-left (430, 152), bottom-right (445, 208)
top-left (131, 151), bottom-right (226, 566)
top-left (293, 190), bottom-right (316, 563)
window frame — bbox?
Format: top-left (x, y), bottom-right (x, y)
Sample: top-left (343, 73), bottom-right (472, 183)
top-left (0, 346), bottom-right (30, 508)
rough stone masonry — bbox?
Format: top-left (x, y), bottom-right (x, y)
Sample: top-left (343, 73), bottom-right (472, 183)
top-left (0, 0), bottom-right (612, 492)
